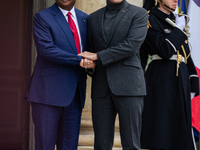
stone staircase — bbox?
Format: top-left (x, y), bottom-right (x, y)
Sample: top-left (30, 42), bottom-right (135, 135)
top-left (78, 112), bottom-right (123, 150)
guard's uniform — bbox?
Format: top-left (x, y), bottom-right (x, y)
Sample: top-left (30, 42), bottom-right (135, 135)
top-left (140, 7), bottom-right (199, 150)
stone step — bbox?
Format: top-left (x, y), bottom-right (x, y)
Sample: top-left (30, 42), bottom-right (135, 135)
top-left (78, 146), bottom-right (122, 150)
top-left (79, 134), bottom-right (122, 147)
top-left (78, 146), bottom-right (147, 150)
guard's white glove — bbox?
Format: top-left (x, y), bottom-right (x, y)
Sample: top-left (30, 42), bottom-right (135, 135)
top-left (191, 92), bottom-right (195, 100)
top-left (166, 17), bottom-right (190, 37)
top-left (173, 13), bottom-right (185, 31)
top-left (173, 13), bottom-right (191, 37)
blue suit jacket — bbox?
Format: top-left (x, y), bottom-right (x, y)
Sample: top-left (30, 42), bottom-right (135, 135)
top-left (26, 3), bottom-right (88, 107)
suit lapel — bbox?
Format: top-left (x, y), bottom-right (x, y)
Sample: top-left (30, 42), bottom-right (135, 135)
top-left (51, 4), bottom-right (77, 54)
top-left (107, 2), bottom-right (130, 45)
top-left (98, 7), bottom-right (108, 44)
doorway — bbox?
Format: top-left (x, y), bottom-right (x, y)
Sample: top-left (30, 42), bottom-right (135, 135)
top-left (0, 0), bottom-right (32, 149)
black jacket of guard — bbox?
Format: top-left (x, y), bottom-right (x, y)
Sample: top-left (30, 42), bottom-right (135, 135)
top-left (140, 7), bottom-right (199, 150)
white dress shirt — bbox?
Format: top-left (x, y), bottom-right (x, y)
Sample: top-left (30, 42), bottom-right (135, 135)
top-left (58, 6), bottom-right (83, 53)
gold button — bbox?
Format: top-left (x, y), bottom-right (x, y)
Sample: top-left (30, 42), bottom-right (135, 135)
top-left (185, 40), bottom-right (188, 44)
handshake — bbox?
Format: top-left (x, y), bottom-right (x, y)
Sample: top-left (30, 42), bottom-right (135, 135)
top-left (78, 51), bottom-right (97, 69)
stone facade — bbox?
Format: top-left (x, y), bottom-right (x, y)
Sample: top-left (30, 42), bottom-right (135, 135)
top-left (75, 0), bottom-right (143, 14)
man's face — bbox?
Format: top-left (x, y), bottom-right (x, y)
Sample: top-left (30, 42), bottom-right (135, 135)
top-left (108, 0), bottom-right (123, 4)
top-left (158, 0), bottom-right (178, 13)
top-left (56, 0), bottom-right (76, 10)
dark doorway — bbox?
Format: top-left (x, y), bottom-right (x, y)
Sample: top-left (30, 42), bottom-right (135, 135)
top-left (0, 0), bottom-right (32, 149)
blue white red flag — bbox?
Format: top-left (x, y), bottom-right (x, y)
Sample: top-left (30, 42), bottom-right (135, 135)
top-left (188, 0), bottom-right (200, 142)
top-left (178, 0), bottom-right (187, 14)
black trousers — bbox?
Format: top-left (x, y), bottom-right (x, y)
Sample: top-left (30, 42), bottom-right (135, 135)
top-left (92, 90), bottom-right (144, 150)
top-left (149, 149), bottom-right (180, 150)
top-left (149, 149), bottom-right (172, 150)
top-left (149, 149), bottom-right (165, 150)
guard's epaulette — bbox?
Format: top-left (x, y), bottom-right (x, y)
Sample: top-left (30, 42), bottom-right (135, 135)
top-left (147, 10), bottom-right (152, 29)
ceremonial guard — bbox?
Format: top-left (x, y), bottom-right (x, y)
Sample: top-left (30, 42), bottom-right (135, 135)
top-left (140, 0), bottom-right (199, 149)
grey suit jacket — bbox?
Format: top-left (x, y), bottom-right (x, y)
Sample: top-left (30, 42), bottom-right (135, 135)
top-left (88, 1), bottom-right (148, 98)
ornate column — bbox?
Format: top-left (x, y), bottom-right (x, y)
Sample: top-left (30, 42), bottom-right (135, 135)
top-left (29, 1), bottom-right (48, 149)
top-left (75, 0), bottom-right (144, 150)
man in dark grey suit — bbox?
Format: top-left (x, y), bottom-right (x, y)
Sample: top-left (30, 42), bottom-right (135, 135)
top-left (79, 0), bottom-right (148, 149)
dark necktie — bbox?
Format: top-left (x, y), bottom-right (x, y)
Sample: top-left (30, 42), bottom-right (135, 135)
top-left (67, 12), bottom-right (80, 54)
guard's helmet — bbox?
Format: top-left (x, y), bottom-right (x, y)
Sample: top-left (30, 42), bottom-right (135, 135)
top-left (143, 0), bottom-right (158, 11)
top-left (143, 0), bottom-right (175, 11)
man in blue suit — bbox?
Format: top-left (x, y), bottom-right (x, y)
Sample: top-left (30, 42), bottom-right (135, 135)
top-left (25, 0), bottom-right (88, 149)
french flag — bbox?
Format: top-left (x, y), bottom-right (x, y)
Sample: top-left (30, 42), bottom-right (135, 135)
top-left (188, 0), bottom-right (200, 142)
top-left (178, 0), bottom-right (187, 14)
